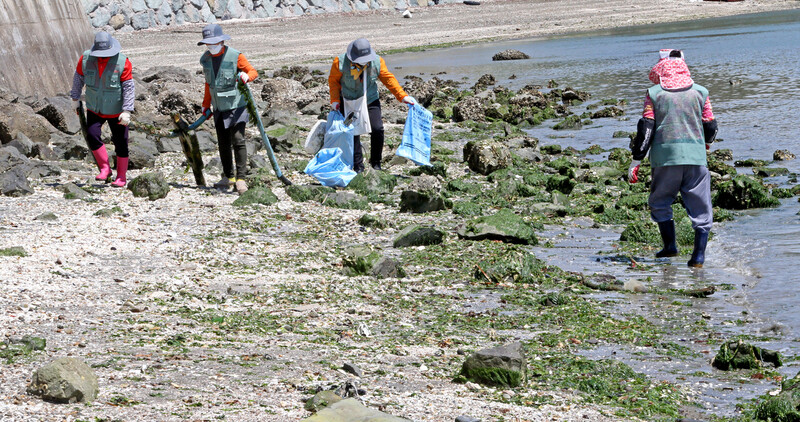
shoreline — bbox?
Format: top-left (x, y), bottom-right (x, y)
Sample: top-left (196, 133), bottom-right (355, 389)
top-left (118, 0), bottom-right (800, 72)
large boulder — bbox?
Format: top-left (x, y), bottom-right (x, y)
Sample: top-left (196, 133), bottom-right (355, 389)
top-left (492, 50), bottom-right (530, 61)
top-left (7, 132), bottom-right (36, 157)
top-left (463, 139), bottom-right (512, 175)
top-left (36, 96), bottom-right (81, 134)
top-left (0, 102), bottom-right (56, 145)
top-left (712, 341), bottom-right (782, 371)
top-left (27, 357), bottom-right (99, 403)
top-left (140, 66), bottom-right (195, 84)
top-left (459, 342), bottom-right (527, 387)
top-left (456, 209), bottom-right (538, 245)
top-left (127, 134), bottom-right (160, 169)
top-left (128, 172), bottom-right (170, 200)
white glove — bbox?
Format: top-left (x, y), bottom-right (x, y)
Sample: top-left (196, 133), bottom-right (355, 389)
top-left (402, 96), bottom-right (416, 105)
top-left (628, 160), bottom-right (641, 183)
top-left (331, 102), bottom-right (340, 111)
top-left (118, 112), bottom-right (131, 126)
top-left (239, 72), bottom-right (249, 84)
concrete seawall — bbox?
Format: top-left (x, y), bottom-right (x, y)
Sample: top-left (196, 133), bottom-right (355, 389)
top-left (81, 0), bottom-right (457, 33)
top-left (0, 0), bottom-right (93, 97)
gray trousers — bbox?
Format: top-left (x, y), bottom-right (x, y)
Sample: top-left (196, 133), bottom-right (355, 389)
top-left (649, 165), bottom-right (713, 233)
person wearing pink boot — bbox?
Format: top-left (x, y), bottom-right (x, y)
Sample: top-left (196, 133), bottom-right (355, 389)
top-left (70, 32), bottom-right (135, 187)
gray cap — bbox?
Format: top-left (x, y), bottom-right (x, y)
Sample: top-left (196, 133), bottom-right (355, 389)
top-left (90, 32), bottom-right (121, 58)
top-left (197, 24), bottom-right (231, 46)
top-left (346, 38), bottom-right (377, 65)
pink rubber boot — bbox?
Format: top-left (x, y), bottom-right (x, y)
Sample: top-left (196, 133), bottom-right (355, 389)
top-left (111, 157), bottom-right (129, 187)
top-left (92, 145), bottom-right (112, 181)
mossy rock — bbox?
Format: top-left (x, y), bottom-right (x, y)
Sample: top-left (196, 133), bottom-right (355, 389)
top-left (60, 183), bottom-right (93, 201)
top-left (772, 187), bottom-right (795, 199)
top-left (0, 246), bottom-right (27, 257)
top-left (304, 390), bottom-right (343, 413)
top-left (408, 162), bottom-right (447, 178)
top-left (612, 131), bottom-right (635, 139)
top-left (93, 206), bottom-right (123, 217)
top-left (393, 225), bottom-right (445, 248)
top-left (545, 157), bottom-right (578, 174)
top-left (607, 148), bottom-right (631, 163)
top-left (552, 115), bottom-right (582, 130)
top-left (546, 174), bottom-right (576, 195)
top-left (342, 245), bottom-right (380, 276)
top-left (707, 155), bottom-right (737, 177)
top-left (754, 396), bottom-right (800, 422)
top-left (540, 144), bottom-right (562, 155)
top-left (459, 342), bottom-right (526, 388)
top-left (615, 193), bottom-right (649, 210)
top-left (713, 175), bottom-right (780, 209)
top-left (445, 179), bottom-right (482, 195)
top-left (285, 185), bottom-right (335, 202)
top-left (734, 158), bottom-right (768, 167)
top-left (357, 214), bottom-right (388, 229)
top-left (474, 247), bottom-right (550, 284)
top-left (754, 167), bottom-right (790, 177)
top-left (457, 208), bottom-right (538, 245)
top-left (399, 190), bottom-right (447, 213)
top-left (319, 192), bottom-right (369, 210)
top-left (232, 187), bottom-right (279, 207)
top-left (452, 201), bottom-right (483, 216)
top-left (348, 169), bottom-right (397, 197)
top-left (128, 172), bottom-right (170, 201)
top-left (711, 341), bottom-right (782, 371)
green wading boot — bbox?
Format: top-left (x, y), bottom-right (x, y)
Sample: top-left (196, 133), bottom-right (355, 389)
top-left (688, 230), bottom-right (709, 268)
top-left (656, 220), bottom-right (679, 258)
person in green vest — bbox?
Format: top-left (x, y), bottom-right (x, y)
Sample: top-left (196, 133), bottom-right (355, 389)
top-left (198, 24), bottom-right (259, 194)
top-left (70, 32), bottom-right (135, 187)
top-left (328, 38), bottom-right (416, 172)
top-left (629, 50), bottom-right (718, 268)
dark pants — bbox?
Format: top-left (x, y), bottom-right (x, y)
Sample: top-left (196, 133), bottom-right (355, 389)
top-left (649, 165), bottom-right (713, 233)
top-left (87, 110), bottom-right (129, 158)
top-left (215, 120), bottom-right (248, 180)
top-left (352, 99), bottom-right (384, 171)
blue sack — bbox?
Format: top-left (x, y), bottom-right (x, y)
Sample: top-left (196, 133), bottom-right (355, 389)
top-left (304, 147), bottom-right (358, 187)
top-left (322, 111), bottom-right (355, 168)
top-left (396, 104), bottom-right (433, 166)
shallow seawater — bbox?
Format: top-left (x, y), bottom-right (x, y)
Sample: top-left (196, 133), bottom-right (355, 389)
top-left (386, 9), bottom-right (800, 415)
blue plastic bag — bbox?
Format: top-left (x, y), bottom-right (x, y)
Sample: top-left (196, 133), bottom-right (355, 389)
top-left (396, 104), bottom-right (433, 166)
top-left (304, 147), bottom-right (358, 187)
top-left (322, 111), bottom-right (355, 168)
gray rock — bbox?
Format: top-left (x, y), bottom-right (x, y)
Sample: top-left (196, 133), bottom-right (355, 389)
top-left (227, 0), bottom-right (244, 18)
top-left (131, 0), bottom-right (148, 13)
top-left (492, 49), bottom-right (530, 61)
top-left (348, 168), bottom-right (397, 197)
top-left (358, 214), bottom-right (388, 229)
top-left (459, 342), bottom-right (527, 387)
top-left (146, 0), bottom-right (164, 8)
top-left (155, 136), bottom-right (182, 153)
top-left (774, 149), bottom-right (796, 161)
top-left (189, 0), bottom-right (205, 8)
top-left (0, 102), bottom-right (56, 145)
top-left (249, 154), bottom-right (268, 170)
top-left (463, 139), bottom-right (512, 175)
top-left (455, 417), bottom-right (482, 422)
top-left (141, 66), bottom-right (195, 84)
top-left (0, 146), bottom-right (28, 173)
top-left (232, 187), bottom-right (279, 207)
top-left (60, 183), bottom-right (93, 201)
top-left (127, 135), bottom-right (159, 169)
top-left (128, 172), bottom-right (170, 200)
top-left (195, 131), bottom-right (217, 152)
top-left (320, 191), bottom-right (369, 210)
top-left (302, 398), bottom-right (410, 421)
top-left (399, 189), bottom-right (446, 213)
top-left (304, 390), bottom-right (343, 413)
top-left (452, 96), bottom-right (484, 122)
top-left (393, 225), bottom-right (444, 248)
top-left (25, 161), bottom-right (62, 179)
top-left (0, 167), bottom-right (33, 197)
top-left (171, 0), bottom-right (185, 12)
top-left (456, 209), bottom-right (538, 245)
top-left (37, 96), bottom-right (81, 135)
top-left (90, 7), bottom-right (112, 28)
top-left (130, 12), bottom-right (152, 29)
top-left (8, 133), bottom-right (35, 157)
top-left (52, 134), bottom-right (89, 161)
top-left (370, 256), bottom-right (405, 279)
top-left (27, 358), bottom-right (99, 403)
top-left (82, 0), bottom-right (100, 14)
top-left (34, 212), bottom-right (58, 221)
top-left (342, 245), bottom-right (379, 276)
top-left (156, 3), bottom-right (173, 25)
top-left (342, 362), bottom-right (362, 377)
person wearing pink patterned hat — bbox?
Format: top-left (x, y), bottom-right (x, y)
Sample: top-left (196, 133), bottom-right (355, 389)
top-left (628, 49), bottom-right (719, 268)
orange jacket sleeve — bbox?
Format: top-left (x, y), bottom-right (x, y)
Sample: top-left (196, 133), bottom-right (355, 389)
top-left (329, 56), bottom-right (342, 104)
top-left (203, 83), bottom-right (211, 109)
top-left (237, 53), bottom-right (258, 81)
top-left (377, 57), bottom-right (407, 102)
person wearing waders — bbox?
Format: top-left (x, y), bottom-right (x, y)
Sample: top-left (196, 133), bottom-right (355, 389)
top-left (197, 24), bottom-right (258, 194)
top-left (629, 50), bottom-right (719, 268)
top-left (70, 32), bottom-right (135, 187)
top-left (328, 38), bottom-right (416, 172)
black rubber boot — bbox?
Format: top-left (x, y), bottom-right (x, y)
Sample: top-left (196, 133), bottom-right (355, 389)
top-left (656, 220), bottom-right (679, 258)
top-left (688, 230), bottom-right (709, 268)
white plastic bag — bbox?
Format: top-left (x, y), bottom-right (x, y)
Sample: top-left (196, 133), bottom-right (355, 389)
top-left (304, 119), bottom-right (326, 155)
top-left (343, 75), bottom-right (372, 136)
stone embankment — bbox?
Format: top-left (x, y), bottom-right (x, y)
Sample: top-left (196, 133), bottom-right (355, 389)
top-left (81, 0), bottom-right (454, 32)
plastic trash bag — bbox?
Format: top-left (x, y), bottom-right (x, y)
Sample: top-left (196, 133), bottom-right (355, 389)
top-left (304, 147), bottom-right (358, 187)
top-left (304, 119), bottom-right (326, 155)
top-left (396, 104), bottom-right (433, 166)
top-left (322, 111), bottom-right (355, 168)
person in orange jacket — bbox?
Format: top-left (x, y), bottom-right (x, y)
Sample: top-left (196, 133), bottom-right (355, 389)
top-left (329, 38), bottom-right (415, 172)
top-left (70, 32), bottom-right (135, 187)
top-left (197, 24), bottom-right (258, 194)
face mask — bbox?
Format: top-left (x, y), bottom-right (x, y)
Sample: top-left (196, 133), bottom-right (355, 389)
top-left (207, 43), bottom-right (223, 55)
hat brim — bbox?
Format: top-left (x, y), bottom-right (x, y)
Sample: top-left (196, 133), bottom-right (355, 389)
top-left (90, 37), bottom-right (121, 58)
top-left (349, 50), bottom-right (377, 65)
top-left (197, 34), bottom-right (231, 46)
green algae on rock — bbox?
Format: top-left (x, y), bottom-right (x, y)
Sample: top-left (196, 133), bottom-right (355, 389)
top-left (713, 175), bottom-right (780, 209)
top-left (457, 208), bottom-right (538, 245)
top-left (712, 341), bottom-right (783, 371)
top-left (128, 172), bottom-right (170, 201)
top-left (232, 187), bottom-right (279, 207)
top-left (459, 342), bottom-right (527, 388)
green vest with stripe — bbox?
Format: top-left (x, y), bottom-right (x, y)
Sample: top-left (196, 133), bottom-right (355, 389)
top-left (648, 83), bottom-right (709, 168)
top-left (339, 53), bottom-right (382, 104)
top-left (201, 46), bottom-right (247, 112)
top-left (83, 51), bottom-right (126, 116)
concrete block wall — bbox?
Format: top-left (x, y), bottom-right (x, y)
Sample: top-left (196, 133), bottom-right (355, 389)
top-left (81, 0), bottom-right (457, 32)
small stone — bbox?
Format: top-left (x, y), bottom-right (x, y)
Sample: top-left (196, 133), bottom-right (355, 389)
top-left (456, 417), bottom-right (481, 422)
top-left (128, 172), bottom-right (170, 200)
top-left (342, 362), bottom-right (362, 377)
top-left (34, 212), bottom-right (58, 222)
top-left (492, 49), bottom-right (530, 61)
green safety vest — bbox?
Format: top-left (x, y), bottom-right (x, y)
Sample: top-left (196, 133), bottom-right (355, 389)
top-left (648, 83), bottom-right (709, 168)
top-left (83, 50), bottom-right (126, 116)
top-left (201, 46), bottom-right (247, 112)
top-left (339, 53), bottom-right (382, 104)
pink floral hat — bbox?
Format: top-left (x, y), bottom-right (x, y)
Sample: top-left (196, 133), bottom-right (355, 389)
top-left (653, 59), bottom-right (694, 90)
